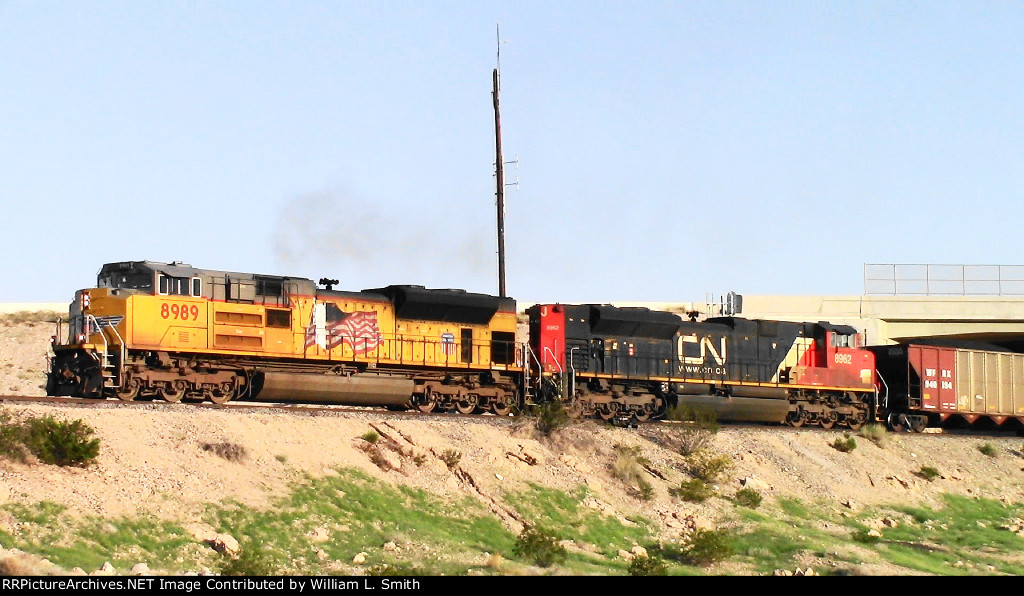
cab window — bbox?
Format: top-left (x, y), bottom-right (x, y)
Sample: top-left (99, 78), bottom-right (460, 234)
top-left (831, 333), bottom-right (853, 348)
top-left (266, 309), bottom-right (291, 328)
top-left (158, 274), bottom-right (202, 297)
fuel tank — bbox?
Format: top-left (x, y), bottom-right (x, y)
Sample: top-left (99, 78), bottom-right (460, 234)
top-left (253, 372), bottom-right (414, 406)
top-left (675, 395), bottom-right (790, 423)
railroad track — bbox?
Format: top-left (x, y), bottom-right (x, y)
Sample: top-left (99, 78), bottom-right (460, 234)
top-left (0, 394), bottom-right (520, 425)
top-left (3, 394), bottom-right (1012, 438)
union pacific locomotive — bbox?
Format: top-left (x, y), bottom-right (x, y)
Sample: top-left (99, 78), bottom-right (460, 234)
top-left (48, 260), bottom-right (885, 431)
top-left (48, 261), bottom-right (522, 415)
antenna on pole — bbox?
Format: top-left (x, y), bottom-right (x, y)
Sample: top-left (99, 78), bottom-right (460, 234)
top-left (493, 23), bottom-right (507, 298)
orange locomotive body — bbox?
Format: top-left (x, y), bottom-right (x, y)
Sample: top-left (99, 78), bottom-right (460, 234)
top-left (48, 261), bottom-right (524, 414)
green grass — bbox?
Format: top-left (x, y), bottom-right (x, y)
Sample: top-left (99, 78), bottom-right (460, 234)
top-left (4, 468), bottom-right (1024, 576)
top-left (209, 468), bottom-right (513, 575)
top-left (0, 502), bottom-right (196, 573)
top-left (503, 483), bottom-right (656, 572)
top-left (731, 494), bottom-right (1024, 576)
top-left (0, 470), bottom-right (670, 576)
top-left (830, 435), bottom-right (857, 453)
top-left (730, 503), bottom-right (851, 574)
top-left (878, 494), bottom-right (1024, 574)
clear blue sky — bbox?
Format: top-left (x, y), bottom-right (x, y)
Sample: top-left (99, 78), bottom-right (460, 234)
top-left (3, 1), bottom-right (1023, 303)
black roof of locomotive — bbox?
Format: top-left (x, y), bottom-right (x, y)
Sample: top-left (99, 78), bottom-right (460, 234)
top-left (365, 285), bottom-right (515, 325)
top-left (587, 305), bottom-right (682, 339)
top-left (98, 260), bottom-right (312, 285)
top-left (96, 263), bottom-right (514, 325)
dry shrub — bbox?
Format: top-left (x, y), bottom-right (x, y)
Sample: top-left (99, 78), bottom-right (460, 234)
top-left (1, 411), bottom-right (99, 467)
top-left (441, 449), bottom-right (462, 470)
top-left (611, 445), bottom-right (644, 483)
top-left (667, 404), bottom-right (719, 456)
top-left (201, 442), bottom-right (248, 463)
top-left (858, 424), bottom-right (888, 448)
top-left (484, 553), bottom-right (504, 570)
top-left (611, 445), bottom-right (655, 501)
top-left (1, 311), bottom-right (61, 326)
top-left (677, 427), bottom-right (716, 456)
top-left (685, 449), bottom-right (733, 483)
top-left (368, 447), bottom-right (394, 471)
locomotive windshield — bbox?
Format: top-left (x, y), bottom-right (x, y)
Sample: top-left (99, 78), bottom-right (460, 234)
top-left (831, 333), bottom-right (857, 348)
top-left (97, 270), bottom-right (153, 292)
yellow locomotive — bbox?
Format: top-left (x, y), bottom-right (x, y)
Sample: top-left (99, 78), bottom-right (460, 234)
top-left (48, 261), bottom-right (524, 414)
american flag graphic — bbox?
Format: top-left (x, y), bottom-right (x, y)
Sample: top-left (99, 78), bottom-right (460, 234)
top-left (441, 332), bottom-right (456, 356)
top-left (305, 304), bottom-right (383, 354)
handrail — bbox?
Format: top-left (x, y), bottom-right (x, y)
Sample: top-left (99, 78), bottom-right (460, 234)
top-left (543, 347), bottom-right (563, 374)
top-left (569, 346), bottom-right (578, 398)
top-left (526, 344), bottom-right (542, 372)
top-left (85, 314), bottom-right (125, 386)
top-left (875, 369), bottom-right (889, 412)
top-left (83, 315), bottom-right (109, 356)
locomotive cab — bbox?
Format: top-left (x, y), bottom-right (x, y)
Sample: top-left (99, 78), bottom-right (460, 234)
top-left (786, 322), bottom-right (875, 390)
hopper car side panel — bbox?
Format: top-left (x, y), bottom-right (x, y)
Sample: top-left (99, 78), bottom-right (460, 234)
top-left (872, 344), bottom-right (1024, 430)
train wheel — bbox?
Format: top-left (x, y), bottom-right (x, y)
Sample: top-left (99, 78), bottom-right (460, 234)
top-left (158, 381), bottom-right (186, 403)
top-left (911, 416), bottom-right (928, 433)
top-left (598, 402), bottom-right (619, 421)
top-left (786, 410), bottom-right (805, 428)
top-left (455, 399), bottom-right (477, 415)
top-left (417, 389), bottom-right (437, 413)
top-left (209, 381), bottom-right (236, 405)
top-left (846, 414), bottom-right (866, 431)
top-left (820, 412), bottom-right (837, 430)
top-left (492, 400), bottom-right (513, 416)
top-left (116, 377), bottom-right (141, 402)
top-left (633, 406), bottom-right (653, 423)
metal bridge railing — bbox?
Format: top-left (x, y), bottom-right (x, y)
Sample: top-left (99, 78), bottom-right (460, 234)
top-left (864, 263), bottom-right (1024, 296)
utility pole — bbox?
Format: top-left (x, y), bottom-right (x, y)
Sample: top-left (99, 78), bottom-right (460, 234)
top-left (492, 25), bottom-right (507, 299)
top-left (493, 65), bottom-right (506, 298)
